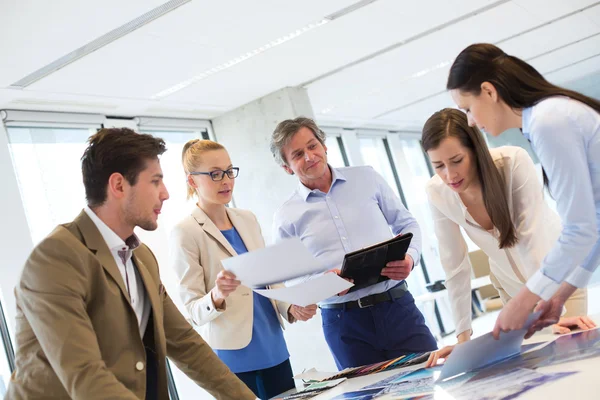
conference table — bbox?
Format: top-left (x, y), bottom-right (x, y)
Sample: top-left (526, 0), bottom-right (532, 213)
top-left (277, 314), bottom-right (600, 399)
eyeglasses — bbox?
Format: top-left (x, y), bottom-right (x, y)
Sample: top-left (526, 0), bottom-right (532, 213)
top-left (189, 167), bottom-right (239, 181)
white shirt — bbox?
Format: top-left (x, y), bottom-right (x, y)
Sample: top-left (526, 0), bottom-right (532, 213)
top-left (426, 146), bottom-right (562, 336)
top-left (522, 96), bottom-right (600, 300)
top-left (84, 206), bottom-right (150, 337)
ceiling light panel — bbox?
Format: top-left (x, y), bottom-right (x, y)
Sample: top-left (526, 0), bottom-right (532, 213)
top-left (0, 0), bottom-right (175, 87)
top-left (163, 0), bottom-right (498, 106)
top-left (23, 0), bottom-right (355, 100)
top-left (513, 0), bottom-right (600, 22)
top-left (307, 1), bottom-right (537, 120)
top-left (529, 33), bottom-right (600, 73)
top-left (499, 11), bottom-right (599, 58)
top-left (150, 0), bottom-right (380, 99)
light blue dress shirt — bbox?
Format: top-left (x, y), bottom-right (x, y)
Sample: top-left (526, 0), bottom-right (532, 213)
top-left (522, 96), bottom-right (600, 300)
top-left (272, 166), bottom-right (422, 304)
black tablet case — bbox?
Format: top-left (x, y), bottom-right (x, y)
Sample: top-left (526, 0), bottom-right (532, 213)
top-left (340, 233), bottom-right (413, 293)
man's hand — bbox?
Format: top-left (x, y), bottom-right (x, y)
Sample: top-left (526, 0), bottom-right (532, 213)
top-left (211, 270), bottom-right (241, 309)
top-left (289, 304), bottom-right (317, 322)
top-left (493, 286), bottom-right (540, 339)
top-left (552, 316), bottom-right (597, 335)
top-left (381, 255), bottom-right (413, 281)
top-left (327, 269), bottom-right (354, 296)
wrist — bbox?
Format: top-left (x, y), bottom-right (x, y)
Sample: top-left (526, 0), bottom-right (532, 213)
top-left (457, 330), bottom-right (471, 343)
top-left (211, 289), bottom-right (225, 309)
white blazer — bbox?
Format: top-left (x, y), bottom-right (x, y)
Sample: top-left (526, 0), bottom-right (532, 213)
top-left (169, 206), bottom-right (292, 350)
top-left (426, 146), bottom-right (563, 336)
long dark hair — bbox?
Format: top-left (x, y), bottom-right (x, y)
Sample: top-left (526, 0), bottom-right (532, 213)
top-left (447, 43), bottom-right (600, 189)
top-left (422, 108), bottom-right (517, 249)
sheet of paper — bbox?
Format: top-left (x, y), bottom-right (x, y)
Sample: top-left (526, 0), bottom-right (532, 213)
top-left (220, 237), bottom-right (325, 287)
top-left (254, 273), bottom-right (354, 307)
top-left (293, 368), bottom-right (339, 382)
top-left (438, 312), bottom-right (541, 381)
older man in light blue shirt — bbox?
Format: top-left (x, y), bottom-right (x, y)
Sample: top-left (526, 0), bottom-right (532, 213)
top-left (270, 117), bottom-right (437, 369)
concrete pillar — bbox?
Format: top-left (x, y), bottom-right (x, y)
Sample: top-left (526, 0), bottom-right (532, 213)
top-left (212, 86), bottom-right (316, 243)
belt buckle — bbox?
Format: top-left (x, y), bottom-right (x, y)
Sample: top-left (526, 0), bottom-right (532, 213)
top-left (357, 296), bottom-right (374, 308)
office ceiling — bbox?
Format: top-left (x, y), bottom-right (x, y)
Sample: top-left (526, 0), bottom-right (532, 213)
top-left (1, 0), bottom-right (599, 130)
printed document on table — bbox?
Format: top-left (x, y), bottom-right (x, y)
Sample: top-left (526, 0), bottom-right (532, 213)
top-left (221, 237), bottom-right (325, 287)
top-left (254, 273), bottom-right (354, 307)
top-left (438, 312), bottom-right (541, 381)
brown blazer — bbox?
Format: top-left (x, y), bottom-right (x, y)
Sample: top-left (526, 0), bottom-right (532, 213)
top-left (5, 211), bottom-right (255, 400)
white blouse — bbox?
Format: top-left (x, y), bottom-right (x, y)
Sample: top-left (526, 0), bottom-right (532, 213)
top-left (426, 146), bottom-right (561, 336)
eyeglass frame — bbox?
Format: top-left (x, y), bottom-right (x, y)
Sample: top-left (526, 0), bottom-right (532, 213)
top-left (188, 167), bottom-right (240, 181)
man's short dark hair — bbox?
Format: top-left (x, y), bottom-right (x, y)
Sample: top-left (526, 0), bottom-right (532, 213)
top-left (81, 128), bottom-right (167, 207)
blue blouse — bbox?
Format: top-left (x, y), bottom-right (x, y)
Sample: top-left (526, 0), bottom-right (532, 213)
top-left (215, 227), bottom-right (289, 373)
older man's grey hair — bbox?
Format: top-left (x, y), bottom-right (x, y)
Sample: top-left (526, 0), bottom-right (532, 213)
top-left (270, 117), bottom-right (327, 166)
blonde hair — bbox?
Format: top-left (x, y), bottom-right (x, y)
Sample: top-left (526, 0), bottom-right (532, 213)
top-left (182, 139), bottom-right (226, 199)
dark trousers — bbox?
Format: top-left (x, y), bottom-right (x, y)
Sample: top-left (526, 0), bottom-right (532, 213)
top-left (235, 359), bottom-right (295, 399)
top-left (321, 291), bottom-right (437, 370)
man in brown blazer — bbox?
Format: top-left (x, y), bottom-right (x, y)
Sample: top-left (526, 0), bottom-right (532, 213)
top-left (5, 128), bottom-right (256, 400)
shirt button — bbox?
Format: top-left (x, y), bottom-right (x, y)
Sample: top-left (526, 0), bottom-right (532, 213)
top-left (206, 306), bottom-right (210, 311)
top-left (341, 237), bottom-right (346, 240)
top-left (334, 216), bottom-right (339, 219)
top-left (136, 362), bottom-right (144, 371)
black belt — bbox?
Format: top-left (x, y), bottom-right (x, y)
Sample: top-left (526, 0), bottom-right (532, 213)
top-left (320, 281), bottom-right (408, 310)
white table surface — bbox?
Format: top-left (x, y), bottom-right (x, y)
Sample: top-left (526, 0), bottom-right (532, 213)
top-left (297, 314), bottom-right (600, 400)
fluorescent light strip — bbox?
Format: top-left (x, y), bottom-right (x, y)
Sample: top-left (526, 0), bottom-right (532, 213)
top-left (151, 0), bottom-right (382, 99)
top-left (10, 0), bottom-right (191, 89)
top-left (151, 18), bottom-right (330, 99)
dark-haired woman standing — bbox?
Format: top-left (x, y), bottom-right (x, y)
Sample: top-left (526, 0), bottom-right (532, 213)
top-left (447, 43), bottom-right (600, 337)
top-left (422, 109), bottom-right (594, 367)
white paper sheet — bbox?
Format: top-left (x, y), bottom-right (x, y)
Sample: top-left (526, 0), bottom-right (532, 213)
top-left (293, 368), bottom-right (339, 382)
top-left (438, 312), bottom-right (541, 381)
top-left (254, 273), bottom-right (354, 307)
top-left (220, 238), bottom-right (325, 287)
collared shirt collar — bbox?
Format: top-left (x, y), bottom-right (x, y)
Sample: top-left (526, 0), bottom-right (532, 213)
top-left (83, 206), bottom-right (140, 252)
top-left (521, 105), bottom-right (533, 141)
top-left (296, 165), bottom-right (347, 202)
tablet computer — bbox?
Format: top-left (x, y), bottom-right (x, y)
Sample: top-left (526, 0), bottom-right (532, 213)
top-left (339, 233), bottom-right (413, 293)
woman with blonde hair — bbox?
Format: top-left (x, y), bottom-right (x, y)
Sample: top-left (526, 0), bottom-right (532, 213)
top-left (421, 109), bottom-right (595, 367)
top-left (169, 139), bottom-right (317, 399)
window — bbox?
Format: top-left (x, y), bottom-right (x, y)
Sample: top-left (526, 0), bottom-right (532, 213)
top-left (390, 138), bottom-right (445, 283)
top-left (7, 127), bottom-right (98, 244)
top-left (358, 137), bottom-right (400, 197)
top-left (0, 298), bottom-right (13, 396)
top-left (356, 136), bottom-right (428, 297)
top-left (326, 136), bottom-right (348, 168)
top-left (7, 124), bottom-right (214, 399)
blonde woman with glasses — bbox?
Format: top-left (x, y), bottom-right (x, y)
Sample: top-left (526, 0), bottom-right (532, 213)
top-left (169, 139), bottom-right (317, 399)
